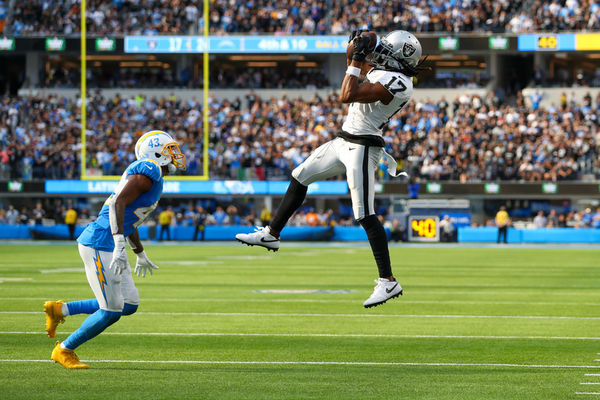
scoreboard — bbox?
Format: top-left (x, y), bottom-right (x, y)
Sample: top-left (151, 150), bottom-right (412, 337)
top-left (408, 216), bottom-right (440, 242)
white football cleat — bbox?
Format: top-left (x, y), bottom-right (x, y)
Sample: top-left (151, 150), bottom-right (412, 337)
top-left (363, 278), bottom-right (403, 308)
top-left (235, 227), bottom-right (280, 252)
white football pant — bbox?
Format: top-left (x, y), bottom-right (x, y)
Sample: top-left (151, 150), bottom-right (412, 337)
top-left (292, 137), bottom-right (383, 220)
top-left (78, 243), bottom-right (139, 312)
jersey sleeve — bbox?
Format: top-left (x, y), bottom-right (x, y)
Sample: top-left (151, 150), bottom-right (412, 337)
top-left (127, 159), bottom-right (162, 183)
top-left (369, 70), bottom-right (413, 103)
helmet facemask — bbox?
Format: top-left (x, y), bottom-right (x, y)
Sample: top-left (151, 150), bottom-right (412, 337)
top-left (161, 141), bottom-right (186, 171)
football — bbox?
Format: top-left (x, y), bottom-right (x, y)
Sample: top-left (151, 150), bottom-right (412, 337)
top-left (346, 31), bottom-right (378, 60)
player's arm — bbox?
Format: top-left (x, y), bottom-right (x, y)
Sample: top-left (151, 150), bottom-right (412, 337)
top-left (108, 174), bottom-right (152, 275)
top-left (127, 229), bottom-right (144, 254)
top-left (340, 35), bottom-right (393, 105)
top-left (340, 64), bottom-right (394, 105)
top-left (109, 174), bottom-right (153, 235)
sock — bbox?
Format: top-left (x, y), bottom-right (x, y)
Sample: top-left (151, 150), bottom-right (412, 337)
top-left (122, 303), bottom-right (138, 316)
top-left (61, 303), bottom-right (69, 316)
top-left (359, 215), bottom-right (393, 278)
top-left (66, 299), bottom-right (99, 315)
top-left (269, 178), bottom-right (308, 235)
top-left (62, 309), bottom-right (121, 350)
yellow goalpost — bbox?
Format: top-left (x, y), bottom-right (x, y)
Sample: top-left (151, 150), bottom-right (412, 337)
top-left (80, 0), bottom-right (211, 181)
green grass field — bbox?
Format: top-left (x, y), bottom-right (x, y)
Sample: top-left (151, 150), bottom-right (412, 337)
top-left (1, 243), bottom-right (599, 399)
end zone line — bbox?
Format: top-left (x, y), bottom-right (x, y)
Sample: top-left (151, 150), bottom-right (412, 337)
top-left (4, 311), bottom-right (600, 320)
top-left (2, 331), bottom-right (600, 340)
top-left (1, 359), bottom-right (600, 369)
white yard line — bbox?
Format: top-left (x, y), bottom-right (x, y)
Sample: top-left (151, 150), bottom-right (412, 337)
top-left (5, 297), bottom-right (600, 307)
top-left (586, 374), bottom-right (600, 377)
top-left (3, 331), bottom-right (600, 340)
top-left (1, 359), bottom-right (600, 368)
top-left (575, 393), bottom-right (600, 395)
top-left (0, 278), bottom-right (32, 283)
top-left (581, 383), bottom-right (600, 385)
top-left (39, 268), bottom-right (84, 274)
top-left (4, 311), bottom-right (600, 320)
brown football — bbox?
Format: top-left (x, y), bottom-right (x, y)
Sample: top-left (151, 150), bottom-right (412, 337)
top-left (346, 31), bottom-right (378, 60)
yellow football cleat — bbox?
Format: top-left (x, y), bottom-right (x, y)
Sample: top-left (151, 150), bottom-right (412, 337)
top-left (51, 342), bottom-right (90, 369)
top-left (43, 300), bottom-right (65, 338)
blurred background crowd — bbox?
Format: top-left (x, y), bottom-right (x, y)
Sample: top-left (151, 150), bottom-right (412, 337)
top-left (4, 0), bottom-right (599, 36)
top-left (1, 88), bottom-right (599, 181)
top-left (2, 199), bottom-right (600, 244)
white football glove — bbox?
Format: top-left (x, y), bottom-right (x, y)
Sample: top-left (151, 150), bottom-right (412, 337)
top-left (134, 250), bottom-right (159, 278)
top-left (109, 234), bottom-right (129, 275)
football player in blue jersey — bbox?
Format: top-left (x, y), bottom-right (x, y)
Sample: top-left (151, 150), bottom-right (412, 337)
top-left (43, 130), bottom-right (185, 369)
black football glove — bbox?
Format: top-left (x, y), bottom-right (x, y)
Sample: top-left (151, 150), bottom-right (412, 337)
top-left (352, 35), bottom-right (372, 62)
top-left (348, 29), bottom-right (364, 43)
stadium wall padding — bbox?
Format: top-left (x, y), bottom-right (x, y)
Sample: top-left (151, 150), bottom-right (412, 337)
top-left (3, 224), bottom-right (598, 243)
top-left (457, 227), bottom-right (600, 243)
top-left (0, 224), bottom-right (373, 242)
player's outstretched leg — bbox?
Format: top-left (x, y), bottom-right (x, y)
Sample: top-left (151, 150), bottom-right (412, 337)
top-left (44, 299), bottom-right (100, 337)
top-left (360, 215), bottom-right (403, 308)
top-left (51, 308), bottom-right (121, 369)
top-left (235, 177), bottom-right (308, 251)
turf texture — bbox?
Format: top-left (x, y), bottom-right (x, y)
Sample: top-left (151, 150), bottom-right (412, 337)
top-left (0, 244), bottom-right (599, 399)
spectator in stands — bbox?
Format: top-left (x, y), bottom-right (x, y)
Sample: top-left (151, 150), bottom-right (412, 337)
top-left (390, 218), bottom-right (405, 242)
top-left (6, 205), bottom-right (18, 225)
top-left (19, 207), bottom-right (29, 225)
top-left (533, 210), bottom-right (548, 229)
top-left (158, 207), bottom-right (174, 241)
top-left (193, 206), bottom-right (207, 241)
top-left (65, 204), bottom-right (78, 240)
top-left (260, 205), bottom-right (271, 227)
top-left (226, 205), bottom-right (241, 225)
top-left (547, 209), bottom-right (559, 228)
top-left (32, 202), bottom-right (45, 225)
top-left (592, 207), bottom-right (600, 229)
top-left (213, 206), bottom-right (227, 225)
top-left (495, 206), bottom-right (510, 243)
top-left (439, 215), bottom-right (456, 242)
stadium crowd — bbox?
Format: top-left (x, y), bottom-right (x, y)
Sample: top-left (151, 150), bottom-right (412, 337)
top-left (1, 88), bottom-right (599, 181)
top-left (4, 0), bottom-right (599, 36)
top-left (44, 66), bottom-right (331, 90)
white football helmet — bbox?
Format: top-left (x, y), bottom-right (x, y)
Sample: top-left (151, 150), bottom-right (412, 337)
top-left (135, 130), bottom-right (185, 171)
top-left (368, 30), bottom-right (422, 73)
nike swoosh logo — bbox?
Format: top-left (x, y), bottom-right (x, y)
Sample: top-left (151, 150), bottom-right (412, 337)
top-left (386, 283), bottom-right (398, 294)
top-left (349, 147), bottom-right (356, 151)
top-left (260, 237), bottom-right (280, 243)
top-left (145, 164), bottom-right (152, 170)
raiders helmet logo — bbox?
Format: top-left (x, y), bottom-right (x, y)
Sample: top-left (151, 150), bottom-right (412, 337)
top-left (402, 42), bottom-right (416, 58)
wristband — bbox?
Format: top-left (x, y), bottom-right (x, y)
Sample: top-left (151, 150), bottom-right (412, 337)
top-left (346, 66), bottom-right (361, 77)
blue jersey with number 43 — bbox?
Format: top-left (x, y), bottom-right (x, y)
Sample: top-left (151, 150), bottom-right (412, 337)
top-left (78, 159), bottom-right (163, 252)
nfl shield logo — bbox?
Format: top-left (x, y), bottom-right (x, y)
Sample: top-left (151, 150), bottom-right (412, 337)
top-left (402, 42), bottom-right (416, 58)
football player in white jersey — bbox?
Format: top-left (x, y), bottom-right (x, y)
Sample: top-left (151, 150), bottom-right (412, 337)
top-left (237, 30), bottom-right (425, 308)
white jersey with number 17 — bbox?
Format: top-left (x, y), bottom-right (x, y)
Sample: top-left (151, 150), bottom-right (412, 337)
top-left (341, 69), bottom-right (413, 137)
